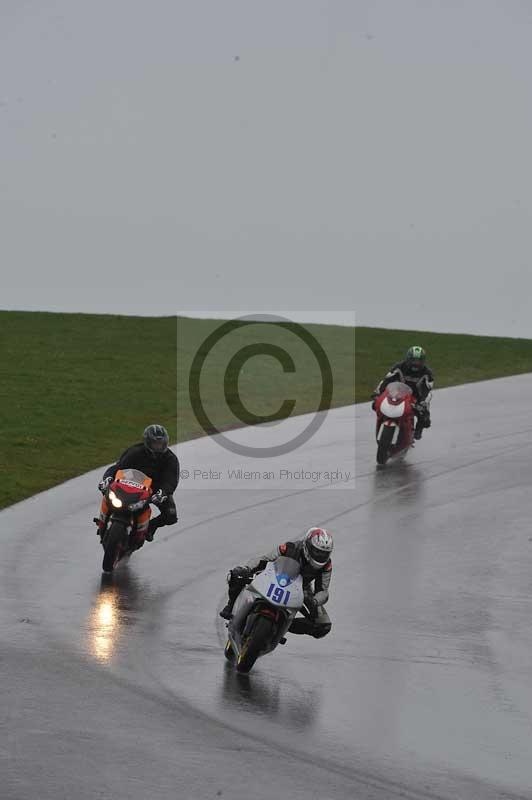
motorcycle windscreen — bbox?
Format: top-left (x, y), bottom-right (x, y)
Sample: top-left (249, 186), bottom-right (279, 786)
top-left (274, 556), bottom-right (301, 581)
top-left (251, 557), bottom-right (304, 609)
top-left (115, 468), bottom-right (152, 489)
top-left (385, 381), bottom-right (412, 401)
top-left (264, 556), bottom-right (303, 609)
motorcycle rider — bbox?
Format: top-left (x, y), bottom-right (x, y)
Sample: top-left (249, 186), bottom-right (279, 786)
top-left (220, 527), bottom-right (334, 639)
top-left (96, 424), bottom-right (179, 543)
top-left (372, 345), bottom-right (434, 440)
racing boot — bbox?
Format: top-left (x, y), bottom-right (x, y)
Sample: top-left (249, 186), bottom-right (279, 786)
top-left (288, 617), bottom-right (314, 635)
top-left (219, 603), bottom-right (234, 620)
top-left (415, 408), bottom-right (431, 440)
top-left (94, 516), bottom-right (107, 539)
top-left (145, 518), bottom-right (160, 542)
top-left (219, 568), bottom-right (252, 619)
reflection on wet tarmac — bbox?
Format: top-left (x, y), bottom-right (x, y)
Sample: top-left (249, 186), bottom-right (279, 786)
top-left (87, 567), bottom-right (145, 663)
top-left (372, 460), bottom-right (425, 507)
top-left (90, 589), bottom-right (119, 662)
top-left (220, 663), bottom-right (320, 731)
top-left (354, 459), bottom-right (429, 754)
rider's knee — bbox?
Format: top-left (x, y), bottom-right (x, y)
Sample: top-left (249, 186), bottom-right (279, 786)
top-left (312, 622), bottom-right (332, 639)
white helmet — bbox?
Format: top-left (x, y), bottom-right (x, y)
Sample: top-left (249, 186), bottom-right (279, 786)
top-left (303, 527), bottom-right (333, 568)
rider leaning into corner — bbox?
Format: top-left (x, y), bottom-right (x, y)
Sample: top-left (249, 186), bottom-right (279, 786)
top-left (372, 345), bottom-right (434, 440)
top-left (96, 424), bottom-right (179, 543)
top-left (220, 527), bottom-right (334, 639)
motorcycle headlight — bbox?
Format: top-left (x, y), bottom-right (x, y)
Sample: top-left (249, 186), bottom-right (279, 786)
top-left (128, 499), bottom-right (146, 512)
top-left (109, 490), bottom-right (123, 509)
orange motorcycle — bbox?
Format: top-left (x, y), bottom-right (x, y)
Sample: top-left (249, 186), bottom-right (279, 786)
top-left (95, 468), bottom-right (153, 573)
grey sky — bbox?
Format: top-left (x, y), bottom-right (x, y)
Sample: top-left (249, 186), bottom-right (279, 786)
top-left (1, 1), bottom-right (532, 336)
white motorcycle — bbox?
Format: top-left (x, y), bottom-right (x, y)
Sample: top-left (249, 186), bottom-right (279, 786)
top-left (224, 556), bottom-right (305, 674)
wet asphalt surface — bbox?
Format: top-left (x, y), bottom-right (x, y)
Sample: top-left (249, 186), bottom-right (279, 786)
top-left (2, 375), bottom-right (532, 799)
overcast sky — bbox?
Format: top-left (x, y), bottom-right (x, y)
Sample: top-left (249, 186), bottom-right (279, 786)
top-left (1, 1), bottom-right (532, 336)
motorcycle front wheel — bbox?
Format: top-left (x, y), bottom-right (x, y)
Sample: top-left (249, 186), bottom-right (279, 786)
top-left (236, 616), bottom-right (275, 674)
top-left (224, 639), bottom-right (236, 662)
top-left (376, 425), bottom-right (395, 465)
top-left (102, 522), bottom-right (128, 573)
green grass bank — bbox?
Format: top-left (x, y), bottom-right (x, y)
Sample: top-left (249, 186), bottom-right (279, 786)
top-left (2, 310), bottom-right (532, 508)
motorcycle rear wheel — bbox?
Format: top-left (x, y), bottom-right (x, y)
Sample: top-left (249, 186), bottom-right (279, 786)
top-left (102, 522), bottom-right (127, 573)
top-left (376, 425), bottom-right (395, 465)
top-left (236, 616), bottom-right (274, 674)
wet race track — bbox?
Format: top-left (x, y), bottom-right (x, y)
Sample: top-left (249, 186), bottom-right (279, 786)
top-left (2, 375), bottom-right (532, 799)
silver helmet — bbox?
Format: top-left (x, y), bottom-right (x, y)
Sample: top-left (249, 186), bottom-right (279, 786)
top-left (303, 527), bottom-right (334, 568)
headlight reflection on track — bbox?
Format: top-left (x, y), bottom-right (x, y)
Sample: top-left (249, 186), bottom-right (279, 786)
top-left (89, 587), bottom-right (120, 663)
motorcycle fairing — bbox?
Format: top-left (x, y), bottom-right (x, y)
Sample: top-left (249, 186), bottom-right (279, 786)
top-left (377, 420), bottom-right (401, 445)
top-left (380, 397), bottom-right (405, 418)
top-left (228, 557), bottom-right (304, 659)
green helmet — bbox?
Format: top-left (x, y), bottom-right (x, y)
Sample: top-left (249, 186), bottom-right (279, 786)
top-left (405, 345), bottom-right (426, 373)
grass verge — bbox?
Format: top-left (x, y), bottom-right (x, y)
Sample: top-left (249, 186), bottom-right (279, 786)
top-left (2, 310), bottom-right (532, 508)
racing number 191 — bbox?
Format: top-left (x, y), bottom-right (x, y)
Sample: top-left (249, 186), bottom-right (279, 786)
top-left (266, 583), bottom-right (291, 605)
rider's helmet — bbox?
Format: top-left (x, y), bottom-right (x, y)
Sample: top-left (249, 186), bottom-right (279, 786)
top-left (143, 424), bottom-right (169, 457)
top-left (302, 527), bottom-right (334, 569)
top-left (405, 345), bottom-right (426, 375)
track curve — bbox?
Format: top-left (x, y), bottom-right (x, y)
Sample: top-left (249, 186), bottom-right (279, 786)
top-left (2, 375), bottom-right (532, 799)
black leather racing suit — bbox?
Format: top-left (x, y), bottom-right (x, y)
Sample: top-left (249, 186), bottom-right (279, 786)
top-left (227, 540), bottom-right (332, 638)
top-left (103, 443), bottom-right (179, 534)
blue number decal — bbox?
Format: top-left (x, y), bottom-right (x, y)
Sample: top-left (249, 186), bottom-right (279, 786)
top-left (273, 587), bottom-right (284, 604)
top-left (267, 584), bottom-right (291, 605)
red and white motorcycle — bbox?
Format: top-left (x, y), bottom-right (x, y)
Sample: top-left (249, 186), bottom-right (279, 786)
top-left (373, 381), bottom-right (416, 466)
